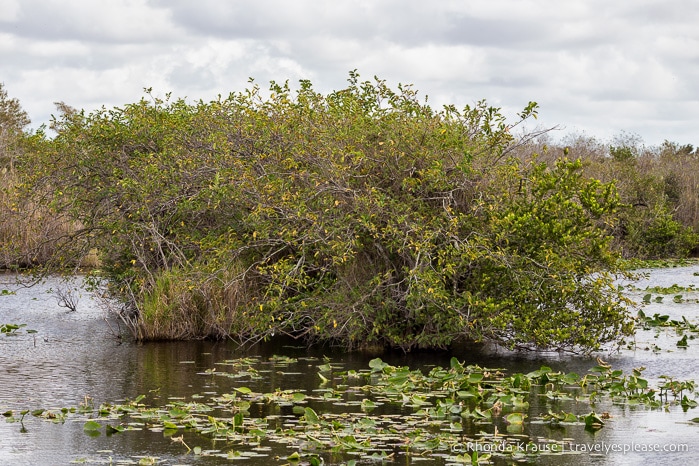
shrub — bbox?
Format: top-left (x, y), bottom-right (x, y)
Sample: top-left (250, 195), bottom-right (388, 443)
top-left (17, 74), bottom-right (633, 352)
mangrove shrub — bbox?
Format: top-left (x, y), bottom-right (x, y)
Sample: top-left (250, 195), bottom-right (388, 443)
top-left (18, 74), bottom-right (634, 351)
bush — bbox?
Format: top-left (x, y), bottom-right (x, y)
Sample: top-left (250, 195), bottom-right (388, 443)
top-left (619, 205), bottom-right (698, 259)
top-left (577, 138), bottom-right (699, 259)
top-left (17, 74), bottom-right (634, 352)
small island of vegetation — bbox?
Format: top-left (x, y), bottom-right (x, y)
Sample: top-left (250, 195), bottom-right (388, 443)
top-left (2, 72), bottom-right (698, 353)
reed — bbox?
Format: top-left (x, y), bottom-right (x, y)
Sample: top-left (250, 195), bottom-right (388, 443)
top-left (135, 262), bottom-right (261, 341)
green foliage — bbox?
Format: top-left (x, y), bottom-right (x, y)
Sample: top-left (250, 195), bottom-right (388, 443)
top-left (16, 73), bottom-right (633, 351)
top-left (0, 322), bottom-right (36, 335)
top-left (609, 145), bottom-right (636, 163)
top-left (466, 158), bottom-right (632, 351)
top-left (570, 136), bottom-right (699, 259)
top-left (1, 323), bottom-right (25, 335)
top-left (620, 204), bottom-right (698, 259)
top-left (0, 82), bottom-right (30, 170)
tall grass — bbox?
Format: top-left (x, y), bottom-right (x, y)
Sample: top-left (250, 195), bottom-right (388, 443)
top-left (136, 262), bottom-right (263, 342)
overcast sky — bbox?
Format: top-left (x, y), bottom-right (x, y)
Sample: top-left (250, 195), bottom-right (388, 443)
top-left (1, 0), bottom-right (698, 146)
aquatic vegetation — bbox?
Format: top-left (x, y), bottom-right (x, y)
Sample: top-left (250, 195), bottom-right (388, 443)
top-left (636, 310), bottom-right (699, 338)
top-left (5, 355), bottom-right (697, 464)
top-left (643, 283), bottom-right (697, 294)
top-left (0, 322), bottom-right (36, 335)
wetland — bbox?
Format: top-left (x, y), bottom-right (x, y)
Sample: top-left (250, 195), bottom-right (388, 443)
top-left (2, 264), bottom-right (699, 465)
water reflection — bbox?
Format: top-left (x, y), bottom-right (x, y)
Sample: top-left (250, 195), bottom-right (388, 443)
top-left (1, 270), bottom-right (699, 465)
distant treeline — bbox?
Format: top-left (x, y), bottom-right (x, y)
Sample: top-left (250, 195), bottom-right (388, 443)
top-left (0, 74), bottom-right (695, 351)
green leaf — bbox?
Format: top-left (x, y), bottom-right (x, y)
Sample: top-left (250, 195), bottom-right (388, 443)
top-left (162, 421), bottom-right (178, 429)
top-left (83, 420), bottom-right (101, 432)
top-left (582, 412), bottom-right (605, 429)
top-left (106, 424), bottom-right (124, 434)
top-left (360, 399), bottom-right (376, 412)
top-left (303, 407), bottom-right (319, 424)
top-left (368, 358), bottom-right (388, 372)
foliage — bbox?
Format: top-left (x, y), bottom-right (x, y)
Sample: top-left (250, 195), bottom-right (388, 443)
top-left (465, 158), bottom-right (632, 350)
top-left (0, 131), bottom-right (77, 269)
top-left (0, 82), bottom-right (30, 170)
top-left (16, 73), bottom-right (633, 351)
top-left (618, 199), bottom-right (698, 259)
top-left (544, 135), bottom-right (699, 259)
top-left (1, 87), bottom-right (75, 270)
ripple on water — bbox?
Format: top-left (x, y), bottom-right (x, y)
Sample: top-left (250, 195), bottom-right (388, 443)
top-left (1, 271), bottom-right (699, 465)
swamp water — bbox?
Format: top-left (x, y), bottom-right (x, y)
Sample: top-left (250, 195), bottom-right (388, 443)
top-left (1, 267), bottom-right (699, 465)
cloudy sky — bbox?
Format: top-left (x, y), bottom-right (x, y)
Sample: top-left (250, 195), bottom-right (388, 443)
top-left (1, 0), bottom-right (698, 146)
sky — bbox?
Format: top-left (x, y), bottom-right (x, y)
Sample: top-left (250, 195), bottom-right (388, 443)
top-left (1, 0), bottom-right (698, 147)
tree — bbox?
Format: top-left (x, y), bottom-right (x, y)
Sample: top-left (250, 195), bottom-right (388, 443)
top-left (0, 83), bottom-right (29, 131)
top-left (0, 82), bottom-right (30, 170)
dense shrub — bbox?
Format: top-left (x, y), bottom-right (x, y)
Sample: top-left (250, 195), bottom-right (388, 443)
top-left (15, 75), bottom-right (635, 351)
top-left (570, 137), bottom-right (699, 259)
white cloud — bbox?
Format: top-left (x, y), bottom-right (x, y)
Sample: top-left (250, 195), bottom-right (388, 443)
top-left (8, 0), bottom-right (179, 43)
top-left (1, 0), bottom-right (698, 146)
top-left (0, 0), bottom-right (21, 21)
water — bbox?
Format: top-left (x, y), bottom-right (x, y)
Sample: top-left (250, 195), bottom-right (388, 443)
top-left (1, 268), bottom-right (699, 465)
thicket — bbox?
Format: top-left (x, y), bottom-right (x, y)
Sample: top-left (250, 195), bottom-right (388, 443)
top-left (5, 74), bottom-right (643, 352)
top-left (590, 139), bottom-right (699, 258)
top-left (516, 133), bottom-right (699, 259)
top-left (1, 84), bottom-right (74, 269)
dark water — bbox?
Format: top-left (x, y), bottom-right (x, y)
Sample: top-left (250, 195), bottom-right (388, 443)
top-left (1, 268), bottom-right (699, 465)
